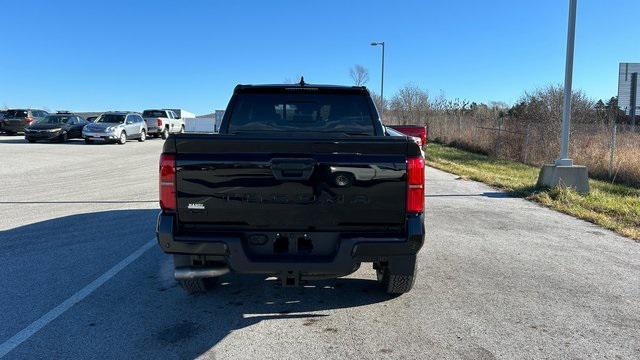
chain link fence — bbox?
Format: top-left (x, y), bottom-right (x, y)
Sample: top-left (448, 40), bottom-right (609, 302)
top-left (426, 114), bottom-right (640, 188)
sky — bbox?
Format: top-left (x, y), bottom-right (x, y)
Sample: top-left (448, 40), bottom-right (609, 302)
top-left (1, 0), bottom-right (639, 115)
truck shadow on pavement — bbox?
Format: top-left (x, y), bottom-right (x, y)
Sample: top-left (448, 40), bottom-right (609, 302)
top-left (142, 274), bottom-right (395, 358)
top-left (0, 209), bottom-right (396, 358)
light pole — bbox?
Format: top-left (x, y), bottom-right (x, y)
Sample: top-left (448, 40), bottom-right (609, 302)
top-left (556, 0), bottom-right (577, 166)
top-left (537, 0), bottom-right (589, 193)
top-left (371, 41), bottom-right (385, 119)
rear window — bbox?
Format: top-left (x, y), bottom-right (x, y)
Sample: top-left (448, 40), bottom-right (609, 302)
top-left (227, 94), bottom-right (375, 135)
top-left (42, 115), bottom-right (71, 124)
top-left (142, 110), bottom-right (167, 118)
top-left (6, 110), bottom-right (28, 118)
top-left (95, 114), bottom-right (125, 124)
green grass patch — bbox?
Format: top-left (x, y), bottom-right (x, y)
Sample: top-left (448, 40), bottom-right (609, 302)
top-left (426, 143), bottom-right (640, 241)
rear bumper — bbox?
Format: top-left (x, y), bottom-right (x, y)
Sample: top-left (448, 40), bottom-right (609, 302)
top-left (145, 123), bottom-right (161, 133)
top-left (25, 131), bottom-right (62, 140)
top-left (1, 122), bottom-right (26, 133)
top-left (156, 212), bottom-right (425, 276)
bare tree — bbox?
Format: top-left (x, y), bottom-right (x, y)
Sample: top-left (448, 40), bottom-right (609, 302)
top-left (349, 65), bottom-right (370, 86)
top-left (370, 92), bottom-right (386, 118)
top-left (389, 84), bottom-right (430, 125)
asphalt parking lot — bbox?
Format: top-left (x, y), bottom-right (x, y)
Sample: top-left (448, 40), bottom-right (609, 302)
top-left (0, 135), bottom-right (638, 359)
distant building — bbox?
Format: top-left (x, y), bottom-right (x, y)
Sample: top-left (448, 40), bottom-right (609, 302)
top-left (76, 112), bottom-right (104, 119)
top-left (618, 63), bottom-right (640, 116)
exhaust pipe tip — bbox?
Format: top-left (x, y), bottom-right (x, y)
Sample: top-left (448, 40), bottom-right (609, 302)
top-left (174, 266), bottom-right (230, 281)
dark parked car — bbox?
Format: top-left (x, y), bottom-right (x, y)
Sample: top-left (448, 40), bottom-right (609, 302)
top-left (156, 82), bottom-right (426, 295)
top-left (24, 113), bottom-right (89, 142)
top-left (0, 109), bottom-right (49, 135)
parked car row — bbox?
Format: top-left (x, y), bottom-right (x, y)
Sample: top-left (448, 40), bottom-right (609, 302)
top-left (1, 108), bottom-right (195, 145)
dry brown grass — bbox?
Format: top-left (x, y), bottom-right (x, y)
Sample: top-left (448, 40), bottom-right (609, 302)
top-left (427, 143), bottom-right (640, 241)
top-left (428, 116), bottom-right (640, 188)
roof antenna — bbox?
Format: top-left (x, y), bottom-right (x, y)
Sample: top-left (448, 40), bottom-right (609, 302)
top-left (299, 76), bottom-right (305, 86)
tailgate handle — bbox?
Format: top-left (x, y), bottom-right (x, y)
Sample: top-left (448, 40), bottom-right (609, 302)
top-left (271, 158), bottom-right (316, 181)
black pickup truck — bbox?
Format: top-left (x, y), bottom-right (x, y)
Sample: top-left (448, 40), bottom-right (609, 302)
top-left (156, 82), bottom-right (425, 295)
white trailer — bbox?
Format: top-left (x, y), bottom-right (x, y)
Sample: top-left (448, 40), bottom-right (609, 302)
top-left (164, 109), bottom-right (196, 120)
top-left (185, 118), bottom-right (216, 133)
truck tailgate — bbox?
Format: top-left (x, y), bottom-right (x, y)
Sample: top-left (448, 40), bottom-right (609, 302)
top-left (172, 135), bottom-right (410, 232)
top-left (144, 118), bottom-right (159, 129)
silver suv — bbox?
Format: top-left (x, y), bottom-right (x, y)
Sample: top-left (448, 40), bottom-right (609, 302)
top-left (82, 112), bottom-right (147, 144)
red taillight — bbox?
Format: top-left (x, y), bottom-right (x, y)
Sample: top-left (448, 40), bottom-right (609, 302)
top-left (25, 117), bottom-right (34, 125)
top-left (406, 157), bottom-right (425, 214)
top-left (157, 118), bottom-right (163, 127)
top-left (159, 153), bottom-right (176, 212)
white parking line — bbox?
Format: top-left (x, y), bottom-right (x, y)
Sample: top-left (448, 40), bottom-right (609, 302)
top-left (0, 239), bottom-right (156, 358)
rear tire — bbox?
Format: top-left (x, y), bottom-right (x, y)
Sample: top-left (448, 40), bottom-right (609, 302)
top-left (26, 137), bottom-right (36, 143)
top-left (376, 256), bottom-right (417, 294)
top-left (380, 270), bottom-right (416, 294)
top-left (84, 139), bottom-right (93, 144)
top-left (161, 127), bottom-right (169, 139)
top-left (138, 130), bottom-right (146, 142)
